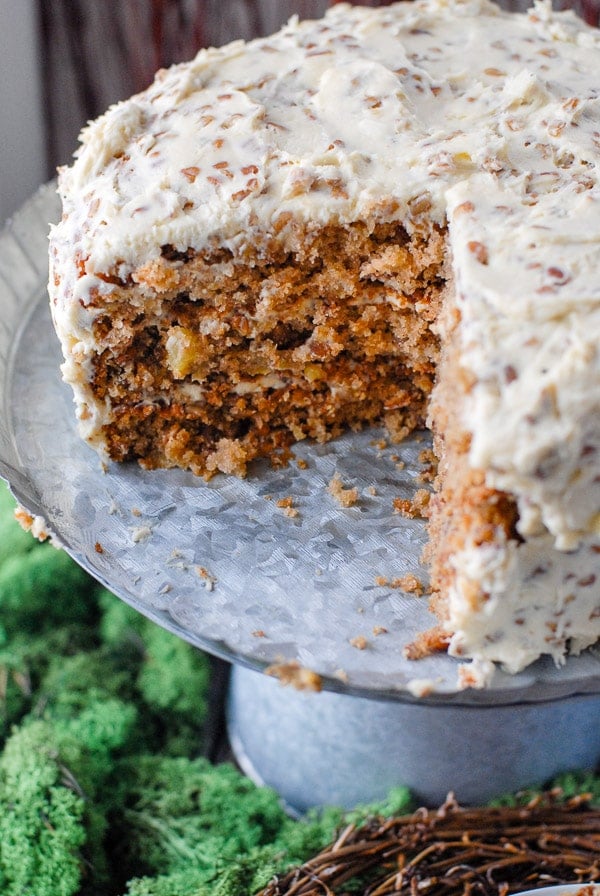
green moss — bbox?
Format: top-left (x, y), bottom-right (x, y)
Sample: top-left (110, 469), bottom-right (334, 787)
top-left (136, 623), bottom-right (209, 723)
top-left (117, 764), bottom-right (414, 896)
top-left (0, 544), bottom-right (96, 634)
top-left (0, 720), bottom-right (93, 896)
top-left (98, 588), bottom-right (210, 756)
top-left (98, 588), bottom-right (146, 647)
top-left (551, 769), bottom-right (600, 804)
top-left (108, 756), bottom-right (288, 884)
top-left (124, 868), bottom-right (213, 896)
top-left (39, 648), bottom-right (137, 716)
top-left (491, 768), bottom-right (600, 808)
top-left (0, 624), bottom-right (99, 736)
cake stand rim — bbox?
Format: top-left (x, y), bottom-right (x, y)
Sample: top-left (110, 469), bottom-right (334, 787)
top-left (1, 181), bottom-right (599, 708)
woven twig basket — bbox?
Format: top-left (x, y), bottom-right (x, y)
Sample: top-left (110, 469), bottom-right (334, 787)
top-left (258, 793), bottom-right (600, 896)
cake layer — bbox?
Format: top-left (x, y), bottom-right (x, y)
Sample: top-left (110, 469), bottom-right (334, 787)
top-left (81, 221), bottom-right (445, 475)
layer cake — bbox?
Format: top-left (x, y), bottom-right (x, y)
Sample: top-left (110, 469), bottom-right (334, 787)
top-left (49, 0), bottom-right (600, 685)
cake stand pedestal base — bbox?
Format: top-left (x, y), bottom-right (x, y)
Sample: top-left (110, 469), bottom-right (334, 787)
top-left (227, 664), bottom-right (600, 813)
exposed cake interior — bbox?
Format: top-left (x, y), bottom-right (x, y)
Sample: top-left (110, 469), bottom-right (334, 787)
top-left (88, 220), bottom-right (446, 477)
top-left (86, 211), bottom-right (526, 671)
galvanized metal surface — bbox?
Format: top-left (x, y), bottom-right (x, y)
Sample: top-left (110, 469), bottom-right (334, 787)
top-left (1, 184), bottom-right (600, 705)
top-left (228, 664), bottom-right (600, 810)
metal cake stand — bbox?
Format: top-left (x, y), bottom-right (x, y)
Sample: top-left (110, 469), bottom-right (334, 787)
top-left (1, 184), bottom-right (599, 810)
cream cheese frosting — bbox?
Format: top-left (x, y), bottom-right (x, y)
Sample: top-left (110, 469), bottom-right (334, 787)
top-left (49, 0), bottom-right (600, 677)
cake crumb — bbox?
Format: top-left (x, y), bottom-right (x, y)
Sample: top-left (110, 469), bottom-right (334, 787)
top-left (393, 498), bottom-right (413, 517)
top-left (413, 488), bottom-right (431, 517)
top-left (276, 496), bottom-right (299, 518)
top-left (252, 629), bottom-right (266, 638)
top-left (373, 625), bottom-right (388, 636)
top-left (418, 447), bottom-right (436, 466)
top-left (350, 635), bottom-right (368, 650)
top-left (417, 468), bottom-right (436, 483)
top-left (94, 542), bottom-right (104, 554)
top-left (406, 677), bottom-right (440, 698)
top-left (391, 574), bottom-right (425, 596)
top-left (417, 448), bottom-right (437, 483)
top-left (296, 458), bottom-right (309, 470)
top-left (327, 473), bottom-right (359, 507)
top-left (168, 554), bottom-right (190, 571)
top-left (265, 661), bottom-right (323, 692)
top-left (404, 625), bottom-right (450, 660)
top-left (334, 668), bottom-right (349, 684)
top-left (14, 507), bottom-right (50, 543)
top-left (375, 574), bottom-right (426, 595)
top-left (393, 489), bottom-right (430, 519)
top-left (132, 525), bottom-right (153, 544)
top-left (269, 446), bottom-right (294, 469)
top-left (196, 566), bottom-right (217, 590)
